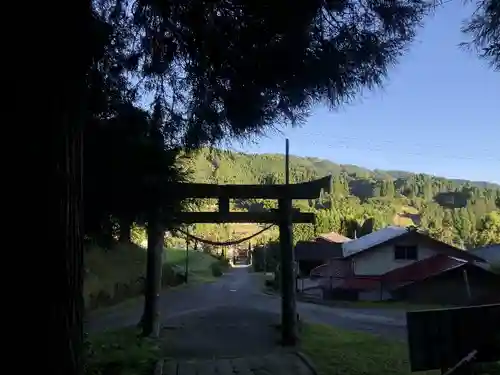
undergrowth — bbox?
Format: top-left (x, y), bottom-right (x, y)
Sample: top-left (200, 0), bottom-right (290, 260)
top-left (85, 328), bottom-right (160, 375)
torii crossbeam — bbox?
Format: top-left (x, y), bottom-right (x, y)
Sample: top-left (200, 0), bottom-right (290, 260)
top-left (168, 175), bottom-right (331, 224)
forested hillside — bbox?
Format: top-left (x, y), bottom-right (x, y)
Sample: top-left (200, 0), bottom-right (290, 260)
top-left (184, 148), bottom-right (500, 249)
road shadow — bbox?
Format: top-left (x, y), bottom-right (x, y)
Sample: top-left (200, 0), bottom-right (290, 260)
top-left (161, 305), bottom-right (281, 358)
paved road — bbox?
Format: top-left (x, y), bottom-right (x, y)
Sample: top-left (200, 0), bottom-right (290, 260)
top-left (87, 267), bottom-right (408, 341)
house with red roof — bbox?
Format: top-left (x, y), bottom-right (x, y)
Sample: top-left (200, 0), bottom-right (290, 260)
top-left (308, 226), bottom-right (499, 304)
top-left (383, 254), bottom-right (500, 304)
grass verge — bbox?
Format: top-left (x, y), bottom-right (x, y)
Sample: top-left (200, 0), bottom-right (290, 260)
top-left (86, 327), bottom-right (161, 375)
top-left (296, 296), bottom-right (447, 311)
top-left (165, 248), bottom-right (227, 282)
top-left (85, 243), bottom-right (224, 311)
top-left (301, 324), bottom-right (434, 375)
top-left (301, 324), bottom-right (500, 375)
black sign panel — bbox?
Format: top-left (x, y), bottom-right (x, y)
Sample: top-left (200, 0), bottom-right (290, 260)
top-left (406, 304), bottom-right (500, 372)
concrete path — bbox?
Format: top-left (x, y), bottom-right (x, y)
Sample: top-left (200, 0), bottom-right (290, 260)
top-left (161, 306), bottom-right (279, 358)
top-left (155, 302), bottom-right (316, 375)
top-left (160, 352), bottom-right (313, 375)
top-left (158, 300), bottom-right (314, 375)
top-left (87, 267), bottom-right (411, 374)
top-left (87, 267), bottom-right (408, 340)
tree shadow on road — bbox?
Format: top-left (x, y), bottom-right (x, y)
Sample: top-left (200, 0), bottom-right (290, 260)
top-left (160, 306), bottom-right (281, 359)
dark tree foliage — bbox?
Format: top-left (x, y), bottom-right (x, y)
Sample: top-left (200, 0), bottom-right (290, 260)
top-left (96, 0), bottom-right (427, 146)
top-left (84, 8), bottom-right (189, 245)
top-left (462, 0), bottom-right (500, 71)
top-left (84, 104), bottom-right (188, 245)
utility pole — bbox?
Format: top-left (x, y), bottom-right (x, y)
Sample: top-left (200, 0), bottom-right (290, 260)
top-left (248, 241), bottom-right (251, 265)
top-left (279, 138), bottom-right (297, 346)
top-left (263, 245), bottom-right (267, 273)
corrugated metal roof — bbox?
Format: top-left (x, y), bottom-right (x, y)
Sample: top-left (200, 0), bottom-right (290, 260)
top-left (335, 255), bottom-right (468, 292)
top-left (317, 232), bottom-right (352, 244)
top-left (470, 244), bottom-right (500, 264)
top-left (382, 254), bottom-right (467, 290)
top-left (342, 226), bottom-right (408, 257)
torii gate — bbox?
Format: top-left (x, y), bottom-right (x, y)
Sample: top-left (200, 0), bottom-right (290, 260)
top-left (144, 142), bottom-right (332, 346)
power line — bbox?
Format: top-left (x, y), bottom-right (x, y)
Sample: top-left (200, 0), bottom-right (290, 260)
top-left (318, 140), bottom-right (500, 162)
top-left (230, 131), bottom-right (500, 163)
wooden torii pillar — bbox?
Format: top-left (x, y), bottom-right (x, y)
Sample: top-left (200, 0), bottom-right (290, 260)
top-left (146, 174), bottom-right (331, 344)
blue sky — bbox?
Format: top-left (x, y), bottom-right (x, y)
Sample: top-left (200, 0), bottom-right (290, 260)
top-left (231, 1), bottom-right (499, 184)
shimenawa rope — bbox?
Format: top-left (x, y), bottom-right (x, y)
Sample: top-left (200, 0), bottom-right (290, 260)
top-left (175, 224), bottom-right (274, 246)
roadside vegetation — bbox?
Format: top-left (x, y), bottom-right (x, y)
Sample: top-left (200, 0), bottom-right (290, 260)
top-left (301, 324), bottom-right (500, 375)
top-left (165, 247), bottom-right (229, 281)
top-left (85, 327), bottom-right (161, 375)
top-left (84, 242), bottom-right (175, 311)
top-left (295, 296), bottom-right (449, 311)
top-left (84, 238), bottom-right (228, 311)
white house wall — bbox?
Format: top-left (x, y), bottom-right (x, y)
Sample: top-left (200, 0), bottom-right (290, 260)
top-left (352, 242), bottom-right (436, 276)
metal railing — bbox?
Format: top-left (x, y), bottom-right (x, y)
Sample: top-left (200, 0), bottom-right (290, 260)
top-left (442, 350), bottom-right (477, 375)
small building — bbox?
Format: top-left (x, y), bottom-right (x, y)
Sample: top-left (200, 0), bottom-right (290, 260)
top-left (294, 231), bottom-right (351, 276)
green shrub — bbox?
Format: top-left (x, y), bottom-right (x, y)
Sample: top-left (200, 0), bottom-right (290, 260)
top-left (210, 262), bottom-right (224, 277)
top-left (161, 263), bottom-right (185, 287)
top-left (130, 225), bottom-right (147, 247)
top-left (210, 258), bottom-right (230, 277)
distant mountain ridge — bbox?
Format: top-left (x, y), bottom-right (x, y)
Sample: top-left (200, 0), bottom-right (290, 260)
top-left (242, 151), bottom-right (499, 189)
top-left (376, 169), bottom-right (499, 190)
top-left (187, 148), bottom-right (499, 249)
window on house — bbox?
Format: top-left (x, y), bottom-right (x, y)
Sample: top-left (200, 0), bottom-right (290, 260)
top-left (394, 245), bottom-right (418, 261)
